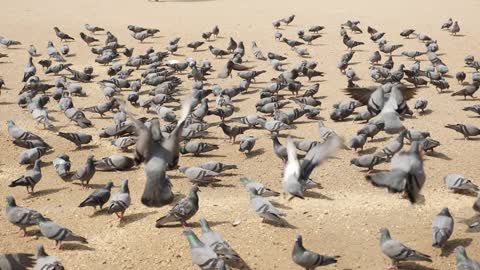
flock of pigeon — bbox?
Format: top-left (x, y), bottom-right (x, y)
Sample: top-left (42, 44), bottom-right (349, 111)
top-left (1, 12), bottom-right (480, 270)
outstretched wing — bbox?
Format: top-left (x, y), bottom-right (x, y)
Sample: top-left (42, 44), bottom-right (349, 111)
top-left (343, 86), bottom-right (378, 105)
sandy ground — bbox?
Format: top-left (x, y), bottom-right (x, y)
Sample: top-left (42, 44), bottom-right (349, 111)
top-left (1, 0), bottom-right (480, 269)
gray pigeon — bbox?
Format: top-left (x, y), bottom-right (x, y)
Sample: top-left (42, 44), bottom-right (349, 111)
top-left (37, 215), bottom-right (88, 249)
top-left (239, 135), bottom-right (257, 154)
top-left (432, 207), bottom-right (454, 249)
top-left (199, 218), bottom-right (242, 268)
top-left (111, 136), bottom-right (137, 151)
top-left (7, 120), bottom-right (43, 141)
top-left (57, 131), bottom-right (92, 148)
top-left (18, 147), bottom-right (47, 164)
top-left (348, 133), bottom-right (367, 151)
top-left (381, 130), bottom-right (407, 158)
top-left (34, 244), bottom-right (64, 270)
top-left (240, 176), bottom-right (280, 197)
top-left (9, 159), bottom-right (42, 194)
top-left (6, 196), bottom-right (43, 237)
top-left (78, 181), bottom-right (113, 210)
top-left (53, 154), bottom-right (71, 179)
top-left (318, 121), bottom-right (337, 141)
top-left (292, 234), bottom-right (339, 269)
top-left (444, 174), bottom-right (479, 193)
top-left (198, 161), bottom-right (237, 173)
top-left (180, 141), bottom-right (219, 156)
top-left (248, 189), bottom-right (286, 225)
top-left (179, 166), bottom-right (221, 185)
top-left (94, 155), bottom-right (135, 171)
top-left (183, 228), bottom-right (227, 270)
top-left (156, 185), bottom-right (200, 227)
top-left (107, 179), bottom-right (131, 220)
top-left (379, 228), bottom-right (432, 269)
top-left (455, 246), bottom-right (480, 270)
top-left (350, 154), bottom-right (386, 171)
top-left (0, 252), bottom-right (35, 270)
top-left (445, 124), bottom-right (480, 139)
top-left (72, 155), bottom-right (96, 188)
top-left (367, 142), bottom-right (425, 203)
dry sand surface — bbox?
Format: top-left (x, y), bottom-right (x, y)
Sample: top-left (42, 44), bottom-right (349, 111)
top-left (1, 0), bottom-right (480, 269)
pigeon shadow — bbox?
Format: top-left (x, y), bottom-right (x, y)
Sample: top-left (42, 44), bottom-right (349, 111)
top-left (72, 183), bottom-right (107, 189)
top-left (425, 151), bottom-right (451, 160)
top-left (197, 154), bottom-right (227, 158)
top-left (270, 200), bottom-right (293, 210)
top-left (357, 147), bottom-right (377, 155)
top-left (73, 145), bottom-right (99, 151)
top-left (440, 238), bottom-right (473, 257)
top-left (89, 208), bottom-right (109, 217)
top-left (417, 109), bottom-right (433, 116)
top-left (245, 148), bottom-right (265, 158)
top-left (28, 187), bottom-right (67, 198)
top-left (262, 219), bottom-right (297, 229)
top-left (305, 190), bottom-right (333, 200)
top-left (119, 211), bottom-right (157, 227)
top-left (398, 262), bottom-right (438, 270)
top-left (158, 220), bottom-right (228, 229)
top-left (61, 243), bottom-right (95, 251)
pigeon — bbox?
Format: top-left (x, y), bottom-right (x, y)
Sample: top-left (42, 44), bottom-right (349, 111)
top-left (343, 34), bottom-right (364, 50)
top-left (350, 154), bottom-right (386, 171)
top-left (0, 252), bottom-right (35, 270)
top-left (0, 36), bottom-right (22, 48)
top-left (22, 57), bottom-right (36, 82)
top-left (463, 104), bottom-right (480, 116)
top-left (445, 124), bottom-right (480, 139)
top-left (318, 121), bottom-right (337, 141)
top-left (107, 179), bottom-right (131, 220)
top-left (432, 207), bottom-right (454, 249)
top-left (6, 196), bottom-right (43, 237)
top-left (442, 18), bottom-right (453, 29)
top-left (78, 181), bottom-right (113, 210)
top-left (292, 234), bottom-right (339, 269)
top-left (131, 31), bottom-right (153, 42)
top-left (455, 246), bottom-right (480, 270)
top-left (94, 155), bottom-right (135, 171)
top-left (187, 41), bottom-right (205, 51)
top-left (53, 27), bottom-right (75, 42)
top-left (36, 215), bottom-right (88, 249)
top-left (248, 188), bottom-right (287, 225)
top-left (111, 136), bottom-right (137, 151)
top-left (155, 185), bottom-right (200, 227)
top-left (57, 131), bottom-right (92, 148)
top-left (19, 147), bottom-right (47, 165)
top-left (283, 137), bottom-right (339, 199)
top-left (218, 122), bottom-right (249, 143)
top-left (450, 21), bottom-right (460, 35)
top-left (348, 133), bottom-right (367, 151)
top-left (199, 218), bottom-right (242, 267)
top-left (238, 135), bottom-right (257, 154)
top-left (179, 166), bottom-right (221, 185)
top-left (444, 173), bottom-right (479, 193)
top-left (451, 81), bottom-right (480, 99)
top-left (367, 142), bottom-right (425, 203)
top-left (456, 71), bottom-right (467, 84)
top-left (297, 30), bottom-right (322, 45)
top-left (180, 141), bottom-right (219, 156)
top-left (379, 228), bottom-right (432, 270)
top-left (7, 120), bottom-right (44, 141)
top-left (256, 118), bottom-right (294, 134)
top-left (34, 244), bottom-right (64, 270)
top-left (9, 159), bottom-right (42, 194)
top-left (281, 14), bottom-right (295, 25)
top-left (309, 25), bottom-right (325, 33)
top-left (208, 45), bottom-right (229, 58)
top-left (72, 155), bottom-right (96, 188)
top-left (198, 161), bottom-right (237, 173)
top-left (414, 99), bottom-right (428, 112)
top-left (183, 228), bottom-right (227, 270)
top-left (370, 51), bottom-right (382, 64)
top-left (84, 23), bottom-right (104, 34)
top-left (53, 154), bottom-right (71, 179)
top-left (240, 176), bottom-right (280, 197)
